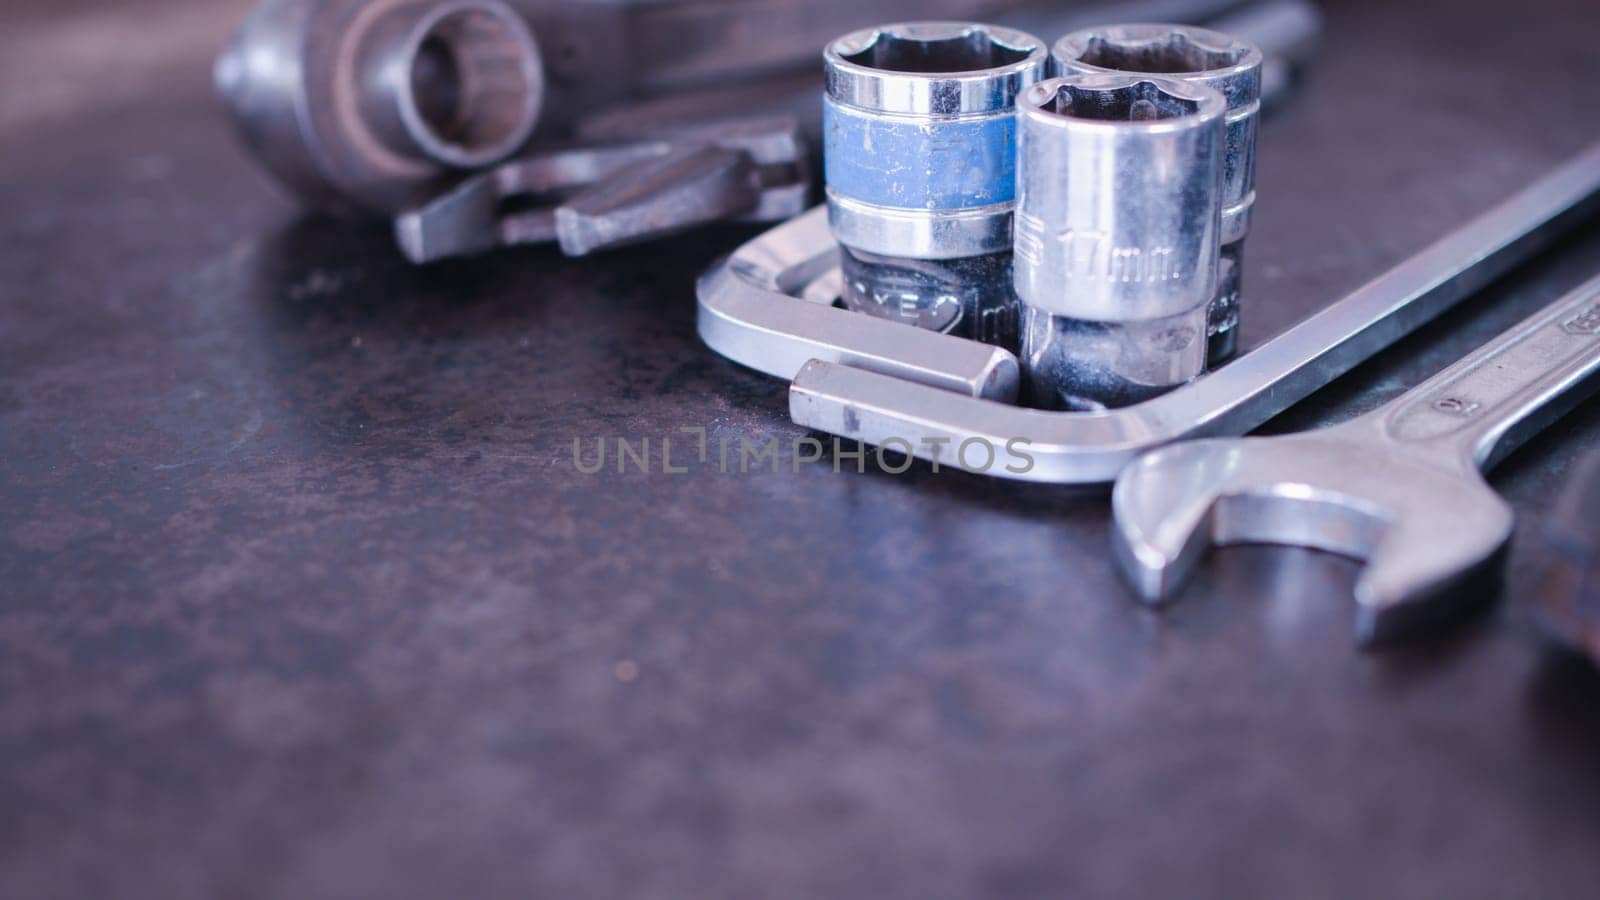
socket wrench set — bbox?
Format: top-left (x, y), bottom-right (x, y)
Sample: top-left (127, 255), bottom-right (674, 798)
top-left (214, 1), bottom-right (1600, 653)
top-left (696, 19), bottom-right (1600, 647)
top-left (216, 0), bottom-right (1316, 260)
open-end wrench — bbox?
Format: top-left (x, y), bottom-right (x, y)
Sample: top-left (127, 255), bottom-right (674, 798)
top-left (1112, 272), bottom-right (1600, 645)
top-left (771, 138), bottom-right (1600, 483)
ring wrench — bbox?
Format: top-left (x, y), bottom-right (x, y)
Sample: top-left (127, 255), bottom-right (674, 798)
top-left (1112, 271), bottom-right (1600, 644)
top-left (698, 139), bottom-right (1600, 484)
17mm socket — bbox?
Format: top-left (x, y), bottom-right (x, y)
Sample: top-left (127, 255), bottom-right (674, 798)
top-left (1015, 74), bottom-right (1226, 411)
top-left (824, 22), bottom-right (1046, 347)
top-left (1054, 24), bottom-right (1262, 363)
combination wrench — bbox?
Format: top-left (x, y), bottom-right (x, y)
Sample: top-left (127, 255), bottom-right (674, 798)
top-left (699, 139), bottom-right (1600, 484)
top-left (1112, 271), bottom-right (1600, 644)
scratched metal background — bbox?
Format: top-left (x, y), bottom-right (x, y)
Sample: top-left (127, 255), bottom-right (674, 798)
top-left (2, 0), bottom-right (1599, 897)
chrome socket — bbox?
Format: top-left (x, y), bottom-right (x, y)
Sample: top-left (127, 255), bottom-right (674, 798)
top-left (216, 0), bottom-right (545, 214)
top-left (1014, 74), bottom-right (1226, 411)
top-left (1053, 24), bottom-right (1263, 363)
top-left (824, 22), bottom-right (1047, 347)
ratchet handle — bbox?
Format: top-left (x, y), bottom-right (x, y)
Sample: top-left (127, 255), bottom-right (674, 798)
top-left (1374, 271), bottom-right (1600, 471)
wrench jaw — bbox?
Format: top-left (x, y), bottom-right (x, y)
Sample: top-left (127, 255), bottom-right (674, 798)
top-left (1351, 495), bottom-right (1514, 646)
top-left (1108, 439), bottom-right (1391, 603)
top-left (1111, 439), bottom-right (1247, 604)
top-left (1112, 438), bottom-right (1515, 645)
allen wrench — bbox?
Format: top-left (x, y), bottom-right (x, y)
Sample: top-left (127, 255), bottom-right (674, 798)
top-left (697, 140), bottom-right (1600, 485)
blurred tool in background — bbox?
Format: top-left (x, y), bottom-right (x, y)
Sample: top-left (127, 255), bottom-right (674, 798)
top-left (216, 0), bottom-right (1322, 260)
top-left (395, 115), bottom-right (811, 260)
top-left (215, 0), bottom-right (1043, 237)
top-left (1536, 448), bottom-right (1600, 666)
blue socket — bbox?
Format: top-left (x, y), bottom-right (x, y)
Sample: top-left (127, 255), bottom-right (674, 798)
top-left (823, 98), bottom-right (1018, 212)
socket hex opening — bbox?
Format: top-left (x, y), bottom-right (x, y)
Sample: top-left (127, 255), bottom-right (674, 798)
top-left (1079, 28), bottom-right (1249, 75)
top-left (1043, 79), bottom-right (1203, 122)
top-left (398, 3), bottom-right (543, 168)
top-left (841, 24), bottom-right (1033, 74)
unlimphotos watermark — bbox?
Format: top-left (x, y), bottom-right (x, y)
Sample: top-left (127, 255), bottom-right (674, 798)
top-left (572, 427), bottom-right (1035, 476)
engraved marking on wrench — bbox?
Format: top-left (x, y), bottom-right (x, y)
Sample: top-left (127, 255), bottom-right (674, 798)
top-left (1432, 397), bottom-right (1482, 418)
top-left (1393, 292), bottom-right (1600, 443)
top-left (1563, 301), bottom-right (1600, 335)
